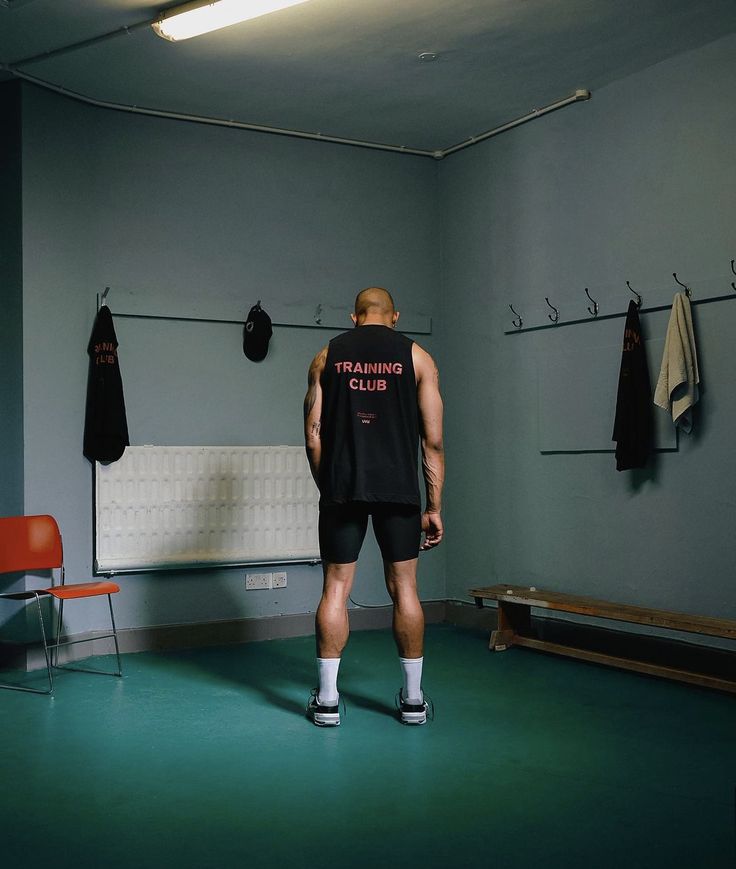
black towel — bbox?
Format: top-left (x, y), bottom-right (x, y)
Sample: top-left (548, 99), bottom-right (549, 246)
top-left (612, 301), bottom-right (653, 471)
top-left (83, 306), bottom-right (129, 463)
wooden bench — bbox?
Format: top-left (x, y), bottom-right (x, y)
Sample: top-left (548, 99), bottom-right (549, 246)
top-left (469, 584), bottom-right (736, 694)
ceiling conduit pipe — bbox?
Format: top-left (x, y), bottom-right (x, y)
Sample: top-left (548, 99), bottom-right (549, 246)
top-left (4, 14), bottom-right (591, 161)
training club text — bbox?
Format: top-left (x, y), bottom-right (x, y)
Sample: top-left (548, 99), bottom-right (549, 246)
top-left (334, 360), bottom-right (403, 392)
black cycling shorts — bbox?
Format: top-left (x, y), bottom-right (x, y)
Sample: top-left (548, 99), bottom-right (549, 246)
top-left (318, 502), bottom-right (421, 564)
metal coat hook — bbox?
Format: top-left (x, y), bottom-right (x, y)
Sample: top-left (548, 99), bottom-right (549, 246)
top-left (730, 259), bottom-right (736, 292)
top-left (509, 304), bottom-right (523, 329)
top-left (584, 288), bottom-right (598, 317)
top-left (544, 297), bottom-right (559, 324)
top-left (673, 272), bottom-right (692, 298)
top-left (100, 286), bottom-right (110, 306)
top-left (626, 281), bottom-right (642, 308)
top-left (314, 303), bottom-right (323, 325)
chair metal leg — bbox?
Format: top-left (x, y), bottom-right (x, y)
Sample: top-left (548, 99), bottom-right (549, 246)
top-left (53, 597), bottom-right (65, 668)
top-left (0, 593), bottom-right (54, 695)
top-left (35, 593), bottom-right (54, 694)
top-left (108, 595), bottom-right (123, 677)
top-left (48, 595), bottom-right (123, 678)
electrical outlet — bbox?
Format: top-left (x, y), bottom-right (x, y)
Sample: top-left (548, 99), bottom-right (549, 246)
top-left (272, 571), bottom-right (287, 589)
top-left (245, 572), bottom-right (272, 590)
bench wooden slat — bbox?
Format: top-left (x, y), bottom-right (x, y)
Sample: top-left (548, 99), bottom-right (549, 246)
top-left (469, 584), bottom-right (736, 640)
top-left (469, 583), bottom-right (736, 694)
top-left (513, 636), bottom-right (736, 693)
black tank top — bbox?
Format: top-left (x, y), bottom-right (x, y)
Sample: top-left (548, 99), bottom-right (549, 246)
top-left (319, 325), bottom-right (420, 506)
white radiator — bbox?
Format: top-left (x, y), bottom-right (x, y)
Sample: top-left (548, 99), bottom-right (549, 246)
top-left (95, 446), bottom-right (320, 573)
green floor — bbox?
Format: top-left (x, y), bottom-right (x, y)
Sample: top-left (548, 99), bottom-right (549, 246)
top-left (1, 624), bottom-right (734, 868)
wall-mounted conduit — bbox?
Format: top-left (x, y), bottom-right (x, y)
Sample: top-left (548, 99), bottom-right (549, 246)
top-left (6, 12), bottom-right (590, 164)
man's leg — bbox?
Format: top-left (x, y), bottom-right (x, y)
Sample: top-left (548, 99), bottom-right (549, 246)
top-left (383, 558), bottom-right (423, 660)
top-left (384, 558), bottom-right (428, 723)
top-left (307, 562), bottom-right (356, 726)
top-left (309, 560), bottom-right (357, 721)
top-left (309, 505), bottom-right (367, 725)
top-left (374, 506), bottom-right (428, 722)
top-left (316, 560), bottom-right (358, 657)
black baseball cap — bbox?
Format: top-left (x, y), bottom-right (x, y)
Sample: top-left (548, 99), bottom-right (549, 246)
top-left (243, 302), bottom-right (273, 362)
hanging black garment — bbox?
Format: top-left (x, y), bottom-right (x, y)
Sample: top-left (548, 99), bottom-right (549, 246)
top-left (83, 306), bottom-right (129, 463)
top-left (612, 301), bottom-right (653, 470)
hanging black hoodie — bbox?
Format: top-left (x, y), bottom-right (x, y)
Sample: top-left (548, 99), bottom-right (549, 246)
top-left (612, 300), bottom-right (653, 470)
top-left (83, 305), bottom-right (129, 463)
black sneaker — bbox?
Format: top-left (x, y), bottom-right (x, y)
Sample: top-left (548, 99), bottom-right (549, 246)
top-left (306, 689), bottom-right (341, 727)
top-left (396, 690), bottom-right (433, 725)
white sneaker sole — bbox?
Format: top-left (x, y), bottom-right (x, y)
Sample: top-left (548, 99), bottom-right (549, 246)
top-left (312, 711), bottom-right (340, 727)
top-left (400, 703), bottom-right (428, 725)
top-left (307, 696), bottom-right (341, 727)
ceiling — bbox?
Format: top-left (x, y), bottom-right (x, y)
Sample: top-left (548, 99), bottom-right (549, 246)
top-left (2, 0), bottom-right (736, 153)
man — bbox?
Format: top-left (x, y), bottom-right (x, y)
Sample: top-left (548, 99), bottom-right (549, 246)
top-left (303, 287), bottom-right (444, 726)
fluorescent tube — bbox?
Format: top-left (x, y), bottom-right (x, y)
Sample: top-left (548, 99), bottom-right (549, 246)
top-left (152, 0), bottom-right (311, 42)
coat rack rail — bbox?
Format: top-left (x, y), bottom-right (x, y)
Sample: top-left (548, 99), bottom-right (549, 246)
top-left (96, 287), bottom-right (432, 335)
top-left (504, 292), bottom-right (736, 335)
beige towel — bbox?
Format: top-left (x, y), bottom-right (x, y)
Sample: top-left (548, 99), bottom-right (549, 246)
top-left (654, 292), bottom-right (699, 432)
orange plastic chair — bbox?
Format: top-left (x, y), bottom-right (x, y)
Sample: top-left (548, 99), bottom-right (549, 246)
top-left (0, 514), bottom-right (122, 694)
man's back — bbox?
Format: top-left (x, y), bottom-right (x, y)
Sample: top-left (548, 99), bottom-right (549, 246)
top-left (319, 324), bottom-right (420, 507)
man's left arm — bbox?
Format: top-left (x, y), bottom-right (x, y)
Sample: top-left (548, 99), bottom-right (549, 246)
top-left (304, 347), bottom-right (327, 486)
top-left (413, 344), bottom-right (445, 550)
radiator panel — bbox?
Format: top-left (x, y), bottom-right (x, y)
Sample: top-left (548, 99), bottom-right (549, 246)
top-left (95, 446), bottom-right (320, 572)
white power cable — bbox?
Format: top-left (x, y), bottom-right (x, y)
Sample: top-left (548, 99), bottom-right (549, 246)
top-left (349, 595), bottom-right (473, 609)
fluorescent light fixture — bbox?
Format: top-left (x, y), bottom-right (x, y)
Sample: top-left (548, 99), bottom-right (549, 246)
top-left (152, 0), bottom-right (311, 42)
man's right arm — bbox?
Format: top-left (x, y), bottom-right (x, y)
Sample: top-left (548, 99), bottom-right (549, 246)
top-left (304, 346), bottom-right (327, 487)
top-left (413, 344), bottom-right (445, 549)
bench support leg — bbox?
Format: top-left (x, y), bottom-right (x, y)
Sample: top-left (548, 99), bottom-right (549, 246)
top-left (490, 601), bottom-right (533, 651)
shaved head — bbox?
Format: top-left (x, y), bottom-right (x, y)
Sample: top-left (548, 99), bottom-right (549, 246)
top-left (354, 287), bottom-right (396, 318)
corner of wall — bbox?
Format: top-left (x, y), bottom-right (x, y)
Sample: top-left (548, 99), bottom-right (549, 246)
top-left (0, 81), bottom-right (26, 647)
top-left (0, 80), bottom-right (24, 519)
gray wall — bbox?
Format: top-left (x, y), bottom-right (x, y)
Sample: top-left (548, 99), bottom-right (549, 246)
top-left (19, 84), bottom-right (445, 635)
top-left (9, 30), bottom-right (736, 642)
top-left (0, 83), bottom-right (24, 521)
top-left (437, 32), bottom-right (736, 621)
top-left (0, 83), bottom-right (26, 637)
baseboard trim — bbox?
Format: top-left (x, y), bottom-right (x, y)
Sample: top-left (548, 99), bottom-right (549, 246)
top-left (444, 599), bottom-right (498, 631)
top-left (20, 601), bottom-right (448, 670)
top-left (12, 601), bottom-right (733, 688)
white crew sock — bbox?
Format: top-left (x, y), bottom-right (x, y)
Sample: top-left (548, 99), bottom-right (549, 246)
top-left (317, 657), bottom-right (341, 705)
top-left (400, 656), bottom-right (424, 703)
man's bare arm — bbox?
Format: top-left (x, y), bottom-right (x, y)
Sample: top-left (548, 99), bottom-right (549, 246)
top-left (413, 344), bottom-right (445, 549)
top-left (304, 346), bottom-right (327, 486)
